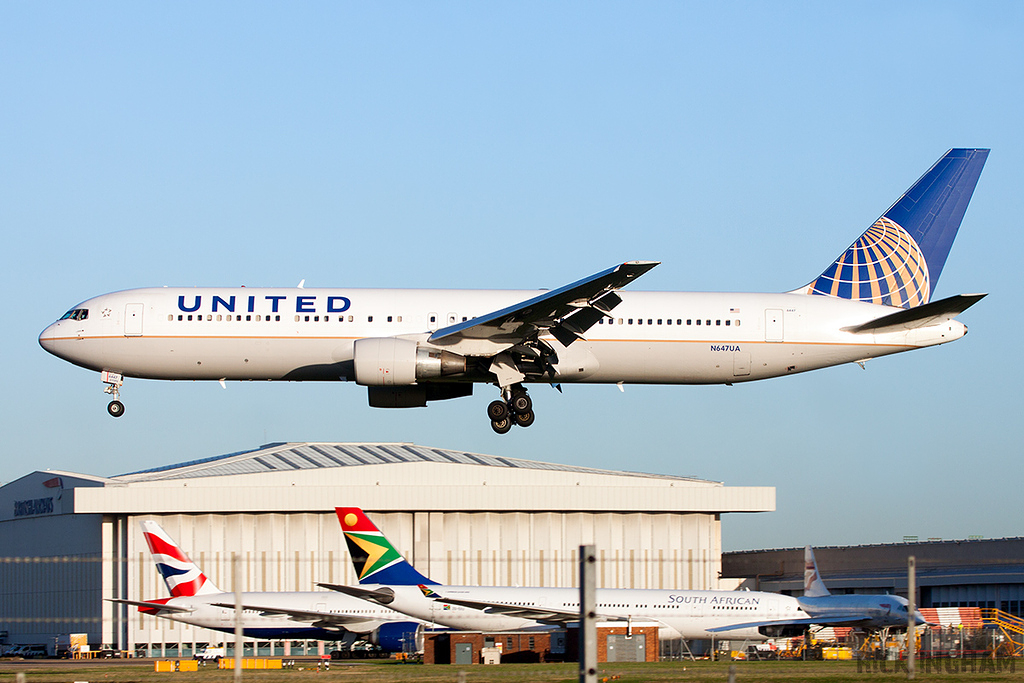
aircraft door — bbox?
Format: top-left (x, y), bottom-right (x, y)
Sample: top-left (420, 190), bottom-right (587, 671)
top-left (733, 352), bottom-right (751, 377)
top-left (764, 309), bottom-right (783, 342)
top-left (124, 303), bottom-right (144, 337)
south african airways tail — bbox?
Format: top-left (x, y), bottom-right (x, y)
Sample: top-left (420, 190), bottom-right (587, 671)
top-left (336, 507), bottom-right (437, 586)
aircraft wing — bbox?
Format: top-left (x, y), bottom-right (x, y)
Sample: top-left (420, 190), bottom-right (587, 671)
top-left (706, 614), bottom-right (875, 633)
top-left (844, 293), bottom-right (986, 334)
top-left (427, 261), bottom-right (659, 347)
top-left (419, 591), bottom-right (626, 626)
top-left (209, 602), bottom-right (371, 629)
top-left (427, 595), bottom-right (588, 625)
top-left (106, 598), bottom-right (194, 614)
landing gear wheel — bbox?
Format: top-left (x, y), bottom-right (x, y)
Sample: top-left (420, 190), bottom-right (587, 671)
top-left (513, 410), bottom-right (535, 428)
top-left (490, 417), bottom-right (512, 434)
top-left (509, 392), bottom-right (532, 415)
top-left (107, 400), bottom-right (125, 418)
top-left (487, 400), bottom-right (509, 421)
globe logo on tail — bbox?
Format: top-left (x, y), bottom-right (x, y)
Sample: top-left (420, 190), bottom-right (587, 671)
top-left (806, 217), bottom-right (930, 309)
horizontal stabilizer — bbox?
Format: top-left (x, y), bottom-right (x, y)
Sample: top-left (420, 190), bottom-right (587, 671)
top-left (106, 597), bottom-right (194, 614)
top-left (319, 582), bottom-right (396, 606)
top-left (844, 293), bottom-right (986, 334)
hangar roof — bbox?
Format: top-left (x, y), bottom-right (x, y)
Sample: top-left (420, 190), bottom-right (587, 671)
top-left (2, 442), bottom-right (775, 518)
top-left (114, 442), bottom-right (714, 484)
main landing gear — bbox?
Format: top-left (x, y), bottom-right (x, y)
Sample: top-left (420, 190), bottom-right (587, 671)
top-left (102, 370), bottom-right (125, 418)
top-left (488, 385), bottom-right (535, 434)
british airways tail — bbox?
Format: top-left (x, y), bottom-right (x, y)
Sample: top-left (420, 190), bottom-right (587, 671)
top-left (803, 546), bottom-right (830, 598)
top-left (797, 148), bottom-right (989, 308)
top-left (140, 520), bottom-right (221, 597)
top-left (336, 508), bottom-right (437, 586)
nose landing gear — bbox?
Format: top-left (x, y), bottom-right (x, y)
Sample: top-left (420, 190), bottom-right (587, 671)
top-left (488, 385), bottom-right (534, 434)
top-left (102, 371), bottom-right (126, 418)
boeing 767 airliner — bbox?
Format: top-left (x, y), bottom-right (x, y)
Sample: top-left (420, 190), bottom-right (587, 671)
top-left (39, 149), bottom-right (988, 433)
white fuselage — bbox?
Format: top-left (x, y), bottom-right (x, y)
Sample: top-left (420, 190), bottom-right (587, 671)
top-left (366, 584), bottom-right (808, 641)
top-left (138, 590), bottom-right (415, 639)
top-left (38, 287), bottom-right (967, 386)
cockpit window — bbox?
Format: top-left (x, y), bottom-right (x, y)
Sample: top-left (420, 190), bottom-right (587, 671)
top-left (59, 309), bottom-right (89, 321)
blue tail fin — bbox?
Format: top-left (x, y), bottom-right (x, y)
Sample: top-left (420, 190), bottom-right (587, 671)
top-left (798, 148), bottom-right (988, 308)
top-left (336, 507), bottom-right (437, 586)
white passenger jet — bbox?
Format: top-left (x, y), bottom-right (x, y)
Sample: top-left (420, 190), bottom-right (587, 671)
top-left (40, 149), bottom-right (988, 433)
top-left (708, 546), bottom-right (925, 636)
top-left (320, 508), bottom-right (868, 642)
top-left (108, 521), bottom-right (424, 651)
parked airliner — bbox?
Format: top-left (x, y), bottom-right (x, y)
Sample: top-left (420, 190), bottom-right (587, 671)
top-left (322, 507), bottom-right (898, 642)
top-left (108, 521), bottom-right (423, 651)
top-left (40, 149), bottom-right (988, 433)
top-left (708, 546), bottom-right (925, 636)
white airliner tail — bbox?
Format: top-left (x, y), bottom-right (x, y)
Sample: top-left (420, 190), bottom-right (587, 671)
top-left (803, 546), bottom-right (831, 598)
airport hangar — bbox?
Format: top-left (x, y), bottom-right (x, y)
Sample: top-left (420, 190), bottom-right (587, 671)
top-left (0, 441), bottom-right (773, 655)
top-left (723, 540), bottom-right (1024, 616)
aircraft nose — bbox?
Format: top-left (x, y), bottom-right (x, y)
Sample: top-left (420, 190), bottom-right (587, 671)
top-left (39, 323), bottom-right (56, 352)
top-left (38, 322), bottom-right (62, 356)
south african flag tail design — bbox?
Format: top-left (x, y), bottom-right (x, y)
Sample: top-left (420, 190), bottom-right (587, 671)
top-left (336, 507), bottom-right (437, 586)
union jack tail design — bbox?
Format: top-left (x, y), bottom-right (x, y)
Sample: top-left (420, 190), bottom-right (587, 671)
top-left (803, 546), bottom-right (831, 598)
top-left (140, 520), bottom-right (221, 597)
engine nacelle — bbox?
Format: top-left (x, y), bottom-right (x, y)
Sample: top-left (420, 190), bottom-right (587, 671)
top-left (369, 621), bottom-right (424, 653)
top-left (353, 338), bottom-right (466, 387)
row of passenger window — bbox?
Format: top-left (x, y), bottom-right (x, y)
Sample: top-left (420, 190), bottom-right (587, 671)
top-left (598, 317), bottom-right (740, 327)
top-left (168, 314), bottom-right (407, 323)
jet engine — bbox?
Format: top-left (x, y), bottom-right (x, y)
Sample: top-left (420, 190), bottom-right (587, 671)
top-left (353, 338), bottom-right (466, 386)
top-left (368, 621), bottom-right (424, 653)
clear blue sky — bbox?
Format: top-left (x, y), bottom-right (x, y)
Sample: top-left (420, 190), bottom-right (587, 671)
top-left (3, 2), bottom-right (1021, 551)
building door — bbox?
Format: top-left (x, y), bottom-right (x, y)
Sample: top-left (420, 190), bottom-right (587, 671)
top-left (125, 303), bottom-right (144, 337)
top-left (455, 642), bottom-right (473, 665)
